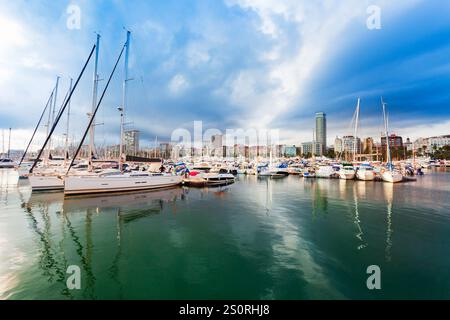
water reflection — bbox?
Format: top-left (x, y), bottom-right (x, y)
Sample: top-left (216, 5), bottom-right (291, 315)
top-left (2, 168), bottom-right (449, 299)
top-left (20, 187), bottom-right (186, 299)
top-left (352, 183), bottom-right (367, 250)
top-left (21, 192), bottom-right (72, 298)
top-left (383, 183), bottom-right (394, 262)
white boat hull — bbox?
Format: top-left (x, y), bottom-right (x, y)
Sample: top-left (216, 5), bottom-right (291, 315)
top-left (29, 175), bottom-right (64, 191)
top-left (356, 170), bottom-right (375, 181)
top-left (64, 174), bottom-right (183, 195)
top-left (381, 171), bottom-right (403, 183)
top-left (339, 172), bottom-right (355, 180)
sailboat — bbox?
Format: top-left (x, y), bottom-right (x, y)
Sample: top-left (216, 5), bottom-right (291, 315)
top-left (64, 31), bottom-right (182, 196)
top-left (0, 129), bottom-right (15, 168)
top-left (340, 98), bottom-right (360, 180)
top-left (28, 37), bottom-right (99, 191)
top-left (380, 98), bottom-right (403, 183)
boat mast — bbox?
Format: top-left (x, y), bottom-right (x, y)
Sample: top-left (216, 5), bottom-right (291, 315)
top-left (119, 30), bottom-right (131, 172)
top-left (7, 128), bottom-right (11, 158)
top-left (30, 44), bottom-right (97, 174)
top-left (381, 97), bottom-right (392, 170)
top-left (353, 98), bottom-right (360, 162)
top-left (66, 42), bottom-right (126, 175)
top-left (19, 90), bottom-right (54, 165)
top-left (89, 34), bottom-right (101, 171)
top-left (44, 89), bottom-right (54, 165)
top-left (64, 78), bottom-right (73, 165)
top-left (47, 76), bottom-right (60, 161)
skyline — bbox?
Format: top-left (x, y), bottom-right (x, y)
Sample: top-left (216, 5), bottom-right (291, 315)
top-left (1, 0), bottom-right (450, 150)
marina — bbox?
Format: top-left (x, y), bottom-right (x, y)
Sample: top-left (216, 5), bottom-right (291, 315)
top-left (1, 0), bottom-right (450, 305)
top-left (1, 167), bottom-right (449, 299)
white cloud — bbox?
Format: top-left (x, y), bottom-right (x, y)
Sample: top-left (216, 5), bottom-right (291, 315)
top-left (168, 74), bottom-right (189, 95)
top-left (223, 0), bottom-right (423, 129)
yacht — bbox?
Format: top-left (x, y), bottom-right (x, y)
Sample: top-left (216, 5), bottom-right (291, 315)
top-left (380, 98), bottom-right (403, 183)
top-left (302, 168), bottom-right (315, 178)
top-left (339, 163), bottom-right (355, 180)
top-left (316, 165), bottom-right (336, 178)
top-left (0, 158), bottom-right (15, 168)
top-left (381, 167), bottom-right (403, 183)
top-left (64, 171), bottom-right (182, 195)
top-left (269, 163), bottom-right (289, 176)
top-left (183, 172), bottom-right (235, 187)
top-left (356, 164), bottom-right (375, 181)
top-left (29, 174), bottom-right (65, 191)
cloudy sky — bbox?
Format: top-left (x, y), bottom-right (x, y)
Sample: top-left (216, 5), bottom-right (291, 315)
top-left (1, 0), bottom-right (450, 150)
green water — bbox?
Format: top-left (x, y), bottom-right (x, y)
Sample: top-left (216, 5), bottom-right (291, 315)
top-left (1, 169), bottom-right (449, 299)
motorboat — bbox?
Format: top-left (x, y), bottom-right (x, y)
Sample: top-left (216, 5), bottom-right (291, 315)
top-left (356, 164), bottom-right (375, 181)
top-left (339, 163), bottom-right (355, 180)
top-left (183, 171), bottom-right (235, 187)
top-left (302, 168), bottom-right (315, 178)
top-left (0, 158), bottom-right (15, 168)
top-left (315, 165), bottom-right (336, 178)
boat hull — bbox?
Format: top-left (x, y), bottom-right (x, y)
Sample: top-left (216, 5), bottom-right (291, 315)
top-left (29, 175), bottom-right (64, 191)
top-left (64, 175), bottom-right (183, 195)
top-left (381, 171), bottom-right (403, 183)
top-left (339, 172), bottom-right (355, 180)
top-left (356, 171), bottom-right (375, 181)
top-left (183, 174), bottom-right (235, 187)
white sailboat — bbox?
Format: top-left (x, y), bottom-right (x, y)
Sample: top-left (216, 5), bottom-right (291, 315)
top-left (380, 98), bottom-right (403, 183)
top-left (339, 98), bottom-right (360, 180)
top-left (29, 36), bottom-right (102, 191)
top-left (64, 31), bottom-right (182, 196)
top-left (0, 128), bottom-right (15, 168)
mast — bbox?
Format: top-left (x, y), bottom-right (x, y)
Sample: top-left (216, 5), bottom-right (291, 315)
top-left (44, 90), bottom-right (54, 165)
top-left (30, 44), bottom-right (97, 174)
top-left (64, 78), bottom-right (73, 165)
top-left (381, 97), bottom-right (392, 170)
top-left (353, 98), bottom-right (360, 162)
top-left (19, 91), bottom-right (54, 165)
top-left (119, 30), bottom-right (131, 172)
top-left (67, 42), bottom-right (126, 175)
top-left (7, 128), bottom-right (11, 158)
top-left (48, 76), bottom-right (60, 160)
top-left (89, 34), bottom-right (100, 171)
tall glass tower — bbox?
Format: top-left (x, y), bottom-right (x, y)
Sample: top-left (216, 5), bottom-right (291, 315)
top-left (315, 112), bottom-right (327, 155)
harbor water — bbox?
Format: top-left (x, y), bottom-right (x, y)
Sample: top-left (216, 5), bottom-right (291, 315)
top-left (1, 168), bottom-right (449, 299)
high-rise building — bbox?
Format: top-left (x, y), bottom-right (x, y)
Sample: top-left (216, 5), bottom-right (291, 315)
top-left (381, 134), bottom-right (403, 148)
top-left (301, 142), bottom-right (322, 156)
top-left (124, 130), bottom-right (140, 156)
top-left (315, 112), bottom-right (327, 155)
top-left (211, 134), bottom-right (223, 157)
top-left (381, 133), bottom-right (404, 160)
top-left (159, 143), bottom-right (172, 159)
top-left (342, 135), bottom-right (361, 154)
top-left (363, 137), bottom-right (374, 154)
top-left (284, 145), bottom-right (297, 157)
top-left (334, 137), bottom-right (343, 153)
